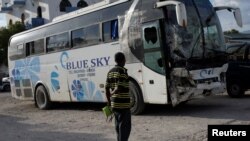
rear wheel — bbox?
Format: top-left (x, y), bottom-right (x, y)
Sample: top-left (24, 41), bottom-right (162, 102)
top-left (227, 80), bottom-right (244, 98)
top-left (35, 85), bottom-right (52, 110)
top-left (129, 80), bottom-right (145, 115)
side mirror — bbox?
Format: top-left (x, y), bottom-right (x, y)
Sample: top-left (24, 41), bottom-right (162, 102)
top-left (214, 6), bottom-right (243, 27)
top-left (234, 8), bottom-right (243, 27)
top-left (156, 1), bottom-right (187, 27)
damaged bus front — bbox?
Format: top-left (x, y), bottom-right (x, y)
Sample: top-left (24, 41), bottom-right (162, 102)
top-left (155, 0), bottom-right (243, 106)
top-left (120, 0), bottom-right (243, 110)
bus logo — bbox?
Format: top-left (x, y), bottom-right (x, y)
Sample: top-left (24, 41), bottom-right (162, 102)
top-left (60, 52), bottom-right (69, 69)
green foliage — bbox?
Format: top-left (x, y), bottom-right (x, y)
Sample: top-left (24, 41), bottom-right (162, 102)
top-left (224, 29), bottom-right (240, 34)
top-left (0, 21), bottom-right (25, 66)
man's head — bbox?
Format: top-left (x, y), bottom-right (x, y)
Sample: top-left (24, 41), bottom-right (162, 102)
top-left (115, 52), bottom-right (126, 67)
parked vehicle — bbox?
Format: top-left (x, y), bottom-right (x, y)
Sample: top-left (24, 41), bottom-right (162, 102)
top-left (226, 43), bottom-right (250, 97)
top-left (7, 0), bottom-right (242, 114)
top-left (0, 72), bottom-right (10, 92)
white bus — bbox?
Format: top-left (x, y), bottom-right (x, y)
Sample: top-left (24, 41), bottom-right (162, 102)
top-left (8, 0), bottom-right (242, 114)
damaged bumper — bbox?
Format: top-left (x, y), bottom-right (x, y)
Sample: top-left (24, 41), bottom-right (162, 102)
top-left (169, 64), bottom-right (228, 106)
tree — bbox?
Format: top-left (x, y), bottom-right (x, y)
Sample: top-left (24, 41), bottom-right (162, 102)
top-left (224, 29), bottom-right (240, 34)
top-left (0, 21), bottom-right (25, 66)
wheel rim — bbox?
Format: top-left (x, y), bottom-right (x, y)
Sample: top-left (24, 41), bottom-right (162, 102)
top-left (36, 89), bottom-right (46, 108)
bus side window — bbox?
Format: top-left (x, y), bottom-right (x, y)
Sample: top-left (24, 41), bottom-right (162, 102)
top-left (102, 19), bottom-right (119, 42)
top-left (72, 24), bottom-right (100, 48)
top-left (26, 39), bottom-right (44, 56)
top-left (33, 39), bottom-right (44, 55)
top-left (72, 28), bottom-right (85, 48)
top-left (26, 42), bottom-right (31, 57)
top-left (16, 44), bottom-right (24, 59)
top-left (84, 24), bottom-right (100, 46)
top-left (46, 32), bottom-right (69, 52)
top-left (26, 41), bottom-right (35, 56)
top-left (142, 21), bottom-right (164, 74)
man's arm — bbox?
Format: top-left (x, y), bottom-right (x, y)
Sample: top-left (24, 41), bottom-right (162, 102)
top-left (106, 86), bottom-right (119, 105)
top-left (105, 87), bottom-right (111, 106)
top-left (110, 87), bottom-right (118, 95)
top-left (105, 75), bottom-right (111, 106)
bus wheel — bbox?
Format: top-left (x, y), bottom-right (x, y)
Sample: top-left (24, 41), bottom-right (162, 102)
top-left (129, 80), bottom-right (145, 115)
top-left (227, 80), bottom-right (244, 98)
top-left (35, 85), bottom-right (52, 110)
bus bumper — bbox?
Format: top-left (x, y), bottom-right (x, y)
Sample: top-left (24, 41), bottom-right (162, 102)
top-left (169, 64), bottom-right (228, 106)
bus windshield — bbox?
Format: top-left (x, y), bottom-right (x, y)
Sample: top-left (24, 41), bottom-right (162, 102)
top-left (195, 0), bottom-right (225, 57)
top-left (167, 0), bottom-right (225, 62)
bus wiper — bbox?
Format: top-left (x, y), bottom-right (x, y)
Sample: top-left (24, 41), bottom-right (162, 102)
top-left (189, 31), bottom-right (202, 59)
top-left (207, 42), bottom-right (247, 56)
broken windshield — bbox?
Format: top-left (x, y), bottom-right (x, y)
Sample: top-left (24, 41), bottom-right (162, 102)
top-left (166, 0), bottom-right (225, 63)
top-left (194, 0), bottom-right (225, 57)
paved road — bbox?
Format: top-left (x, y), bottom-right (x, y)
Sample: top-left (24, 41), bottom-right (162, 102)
top-left (1, 92), bottom-right (250, 141)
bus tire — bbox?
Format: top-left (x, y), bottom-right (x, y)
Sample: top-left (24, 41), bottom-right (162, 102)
top-left (129, 80), bottom-right (145, 115)
top-left (226, 80), bottom-right (244, 98)
top-left (35, 85), bottom-right (52, 110)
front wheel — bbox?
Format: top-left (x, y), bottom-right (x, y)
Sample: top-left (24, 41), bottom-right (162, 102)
top-left (35, 85), bottom-right (52, 110)
top-left (227, 80), bottom-right (244, 98)
top-left (129, 80), bottom-right (145, 115)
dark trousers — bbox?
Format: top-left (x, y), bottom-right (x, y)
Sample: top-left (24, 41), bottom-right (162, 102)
top-left (114, 109), bottom-right (131, 141)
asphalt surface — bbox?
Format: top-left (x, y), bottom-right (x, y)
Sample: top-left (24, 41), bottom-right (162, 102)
top-left (1, 91), bottom-right (250, 141)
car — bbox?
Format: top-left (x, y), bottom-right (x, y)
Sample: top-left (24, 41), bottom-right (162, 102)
top-left (226, 43), bottom-right (250, 98)
top-left (0, 72), bottom-right (10, 92)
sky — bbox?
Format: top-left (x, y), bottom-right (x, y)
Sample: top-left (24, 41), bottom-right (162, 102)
top-left (210, 0), bottom-right (250, 32)
top-left (0, 0), bottom-right (249, 32)
top-left (0, 13), bottom-right (6, 27)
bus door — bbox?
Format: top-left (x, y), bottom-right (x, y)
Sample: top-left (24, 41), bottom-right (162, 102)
top-left (141, 21), bottom-right (168, 103)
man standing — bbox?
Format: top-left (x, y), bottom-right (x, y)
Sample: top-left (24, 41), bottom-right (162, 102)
top-left (105, 52), bottom-right (131, 141)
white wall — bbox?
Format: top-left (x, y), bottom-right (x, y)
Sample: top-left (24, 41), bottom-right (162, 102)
top-left (3, 0), bottom-right (97, 26)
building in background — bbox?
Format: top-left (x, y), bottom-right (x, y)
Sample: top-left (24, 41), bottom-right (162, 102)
top-left (0, 0), bottom-right (97, 29)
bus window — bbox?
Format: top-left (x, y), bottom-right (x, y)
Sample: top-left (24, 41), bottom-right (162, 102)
top-left (46, 32), bottom-right (69, 52)
top-left (9, 44), bottom-right (25, 60)
top-left (26, 42), bottom-right (32, 56)
top-left (72, 28), bottom-right (85, 47)
top-left (142, 21), bottom-right (164, 74)
top-left (26, 39), bottom-right (44, 56)
top-left (17, 44), bottom-right (24, 58)
top-left (72, 24), bottom-right (100, 48)
top-left (102, 19), bottom-right (119, 42)
top-left (84, 24), bottom-right (100, 46)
